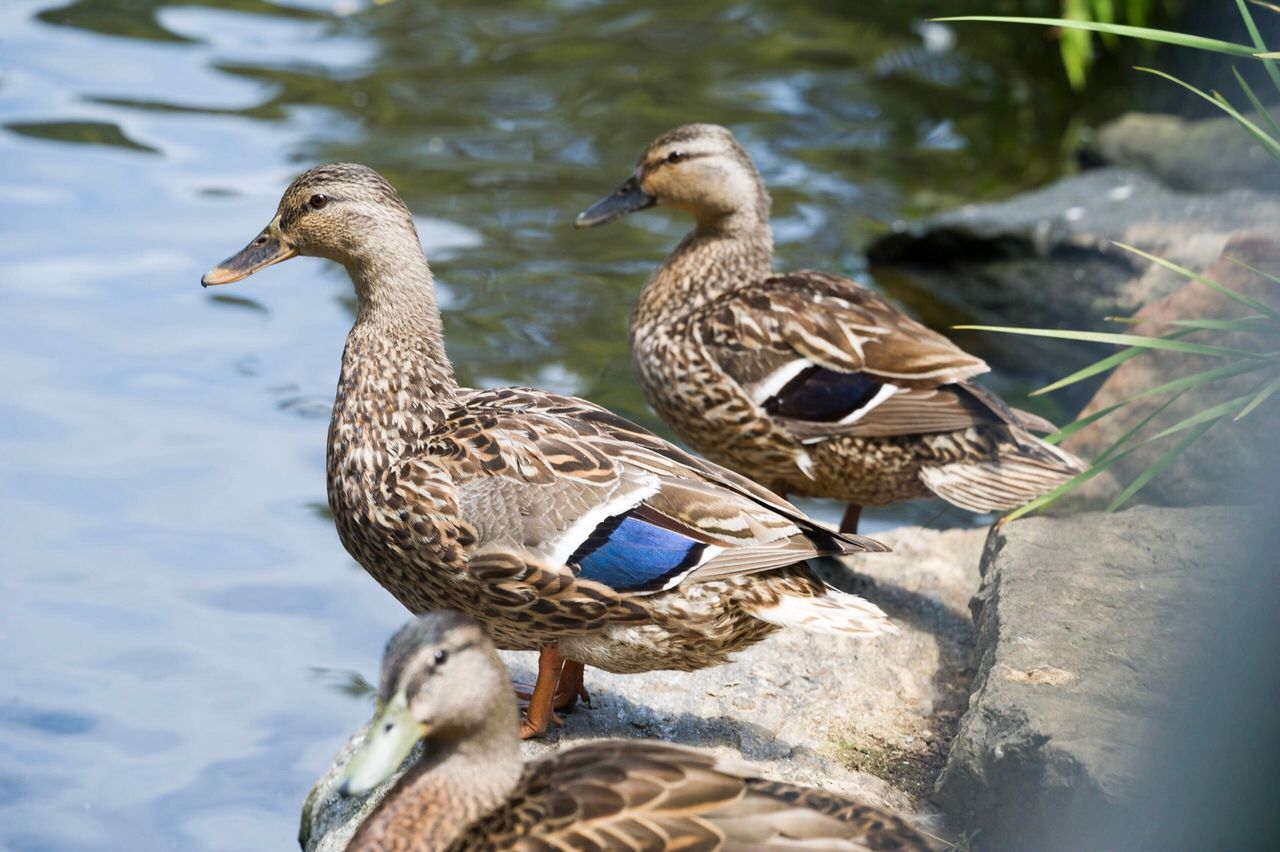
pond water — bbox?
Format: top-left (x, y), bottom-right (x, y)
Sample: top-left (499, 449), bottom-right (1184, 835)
top-left (0, 1), bottom-right (1105, 848)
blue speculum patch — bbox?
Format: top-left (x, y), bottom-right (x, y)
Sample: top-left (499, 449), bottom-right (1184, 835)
top-left (570, 512), bottom-right (707, 592)
top-left (764, 367), bottom-right (882, 422)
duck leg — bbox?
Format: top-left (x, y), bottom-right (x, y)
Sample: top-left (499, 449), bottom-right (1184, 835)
top-left (554, 660), bottom-right (591, 711)
top-left (518, 646), bottom-right (567, 739)
top-left (513, 660), bottom-right (590, 711)
top-left (840, 504), bottom-right (863, 535)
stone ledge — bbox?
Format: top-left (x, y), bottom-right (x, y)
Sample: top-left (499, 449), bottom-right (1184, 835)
top-left (301, 525), bottom-right (986, 851)
top-left (935, 506), bottom-right (1262, 849)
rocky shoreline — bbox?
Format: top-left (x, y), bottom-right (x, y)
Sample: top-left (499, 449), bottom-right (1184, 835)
top-left (302, 525), bottom-right (985, 851)
top-left (303, 110), bottom-right (1277, 850)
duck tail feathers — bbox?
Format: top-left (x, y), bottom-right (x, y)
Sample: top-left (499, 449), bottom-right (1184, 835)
top-left (752, 588), bottom-right (897, 638)
top-left (919, 434), bottom-right (1085, 512)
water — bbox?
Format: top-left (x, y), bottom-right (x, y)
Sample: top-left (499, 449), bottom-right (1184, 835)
top-left (0, 1), bottom-right (1100, 848)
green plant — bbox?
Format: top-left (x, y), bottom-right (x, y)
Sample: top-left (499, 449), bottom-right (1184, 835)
top-left (940, 2), bottom-right (1280, 112)
top-left (939, 2), bottom-right (1280, 517)
top-left (959, 247), bottom-right (1279, 518)
top-left (1054, 0), bottom-right (1181, 89)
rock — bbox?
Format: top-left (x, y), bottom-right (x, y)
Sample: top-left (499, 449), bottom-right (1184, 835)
top-left (301, 525), bottom-right (986, 851)
top-left (934, 506), bottom-right (1261, 850)
top-left (1083, 110), bottom-right (1280, 194)
top-left (1062, 232), bottom-right (1280, 509)
top-left (866, 168), bottom-right (1280, 388)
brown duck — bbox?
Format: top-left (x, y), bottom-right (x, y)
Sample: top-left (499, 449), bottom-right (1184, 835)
top-left (202, 164), bottom-right (896, 738)
top-left (576, 124), bottom-right (1084, 533)
top-left (337, 610), bottom-right (936, 851)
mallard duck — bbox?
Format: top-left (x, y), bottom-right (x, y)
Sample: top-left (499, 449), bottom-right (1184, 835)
top-left (575, 124), bottom-right (1084, 533)
top-left (202, 163), bottom-right (895, 738)
top-left (337, 610), bottom-right (936, 851)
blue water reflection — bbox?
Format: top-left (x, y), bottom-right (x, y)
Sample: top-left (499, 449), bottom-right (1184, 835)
top-left (0, 0), bottom-right (1084, 847)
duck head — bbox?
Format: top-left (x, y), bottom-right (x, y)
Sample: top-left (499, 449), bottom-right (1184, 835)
top-left (338, 610), bottom-right (516, 797)
top-left (201, 163), bottom-right (417, 286)
top-left (575, 123), bottom-right (770, 232)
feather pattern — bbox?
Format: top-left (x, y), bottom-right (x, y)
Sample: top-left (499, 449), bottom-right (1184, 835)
top-left (203, 164), bottom-right (900, 681)
top-left (453, 741), bottom-right (934, 851)
top-left (346, 613), bottom-right (931, 852)
top-left (332, 352), bottom-right (894, 673)
top-left (608, 124), bottom-right (1085, 511)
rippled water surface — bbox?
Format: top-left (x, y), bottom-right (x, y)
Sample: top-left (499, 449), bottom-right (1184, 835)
top-left (1, 1), bottom-right (1103, 848)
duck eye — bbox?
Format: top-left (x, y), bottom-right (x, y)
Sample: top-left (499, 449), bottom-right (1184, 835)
top-left (433, 649), bottom-right (448, 666)
top-left (309, 193), bottom-right (329, 209)
top-left (666, 151), bottom-right (686, 164)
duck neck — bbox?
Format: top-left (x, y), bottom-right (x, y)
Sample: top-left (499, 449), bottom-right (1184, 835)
top-left (330, 230), bottom-right (459, 480)
top-left (348, 725), bottom-right (523, 851)
top-left (634, 215), bottom-right (773, 328)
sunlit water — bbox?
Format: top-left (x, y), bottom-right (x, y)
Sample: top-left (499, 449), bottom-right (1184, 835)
top-left (0, 1), bottom-right (1099, 848)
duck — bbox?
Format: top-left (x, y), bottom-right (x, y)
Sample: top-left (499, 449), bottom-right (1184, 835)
top-left (336, 609), bottom-right (936, 851)
top-left (575, 124), bottom-right (1085, 533)
top-left (202, 163), bottom-right (896, 739)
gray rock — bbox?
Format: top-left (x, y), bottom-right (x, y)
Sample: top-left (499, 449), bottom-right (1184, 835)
top-left (866, 169), bottom-right (1280, 386)
top-left (935, 506), bottom-right (1258, 850)
top-left (1085, 110), bottom-right (1280, 194)
top-left (301, 525), bottom-right (986, 851)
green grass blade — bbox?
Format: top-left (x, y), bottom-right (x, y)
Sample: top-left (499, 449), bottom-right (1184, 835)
top-left (1091, 389), bottom-right (1188, 465)
top-left (1061, 0), bottom-right (1093, 89)
top-left (1045, 358), bottom-right (1265, 445)
top-left (1034, 348), bottom-right (1148, 396)
top-left (1233, 67), bottom-right (1280, 139)
top-left (933, 16), bottom-right (1259, 55)
top-left (1007, 382), bottom-right (1250, 515)
top-left (1105, 315), bottom-right (1276, 332)
top-left (1033, 328), bottom-right (1197, 396)
top-left (1236, 0), bottom-right (1280, 95)
top-left (1105, 420), bottom-right (1216, 511)
top-left (1137, 393), bottom-right (1255, 443)
top-left (1225, 255), bottom-right (1280, 286)
top-left (1045, 399), bottom-right (1127, 445)
top-left (1113, 241), bottom-right (1280, 319)
top-left (1093, 0), bottom-right (1118, 47)
top-left (1235, 372), bottom-right (1280, 419)
top-left (1119, 359), bottom-right (1265, 405)
top-left (1009, 389), bottom-right (1208, 517)
top-left (1135, 67), bottom-right (1280, 165)
top-left (954, 325), bottom-right (1264, 358)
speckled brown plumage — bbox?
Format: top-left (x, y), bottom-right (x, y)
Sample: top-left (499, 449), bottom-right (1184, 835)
top-left (202, 165), bottom-right (899, 728)
top-left (344, 612), bottom-right (936, 852)
top-left (453, 741), bottom-right (934, 851)
top-left (577, 124), bottom-right (1084, 519)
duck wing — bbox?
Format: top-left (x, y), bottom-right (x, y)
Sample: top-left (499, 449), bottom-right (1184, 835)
top-left (699, 271), bottom-right (1050, 439)
top-left (425, 388), bottom-right (886, 597)
top-left (458, 740), bottom-right (934, 850)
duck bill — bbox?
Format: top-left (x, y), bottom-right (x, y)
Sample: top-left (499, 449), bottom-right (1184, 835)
top-left (574, 175), bottom-right (656, 228)
top-left (201, 220), bottom-right (297, 287)
top-left (338, 692), bottom-right (425, 798)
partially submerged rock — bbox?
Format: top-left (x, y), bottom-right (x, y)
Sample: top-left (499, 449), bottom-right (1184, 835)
top-left (934, 506), bottom-right (1261, 850)
top-left (300, 525), bottom-right (986, 851)
top-left (866, 168), bottom-right (1280, 389)
top-left (1083, 110), bottom-right (1280, 194)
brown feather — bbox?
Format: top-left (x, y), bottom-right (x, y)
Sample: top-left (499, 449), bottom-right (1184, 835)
top-left (611, 125), bottom-right (1083, 511)
top-left (454, 741), bottom-right (934, 851)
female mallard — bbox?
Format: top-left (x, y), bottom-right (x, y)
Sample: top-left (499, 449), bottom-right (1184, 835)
top-left (576, 124), bottom-right (1084, 533)
top-left (202, 163), bottom-right (894, 738)
top-left (338, 610), bottom-right (935, 851)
